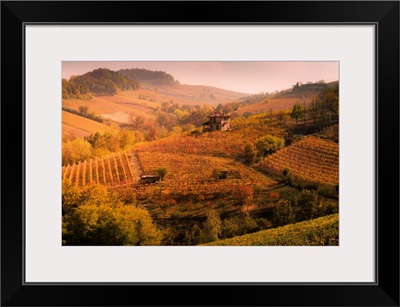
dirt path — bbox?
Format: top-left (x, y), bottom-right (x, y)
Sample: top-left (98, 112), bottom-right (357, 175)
top-left (128, 153), bottom-right (143, 183)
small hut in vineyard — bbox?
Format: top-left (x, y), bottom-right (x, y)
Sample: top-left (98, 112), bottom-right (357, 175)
top-left (201, 112), bottom-right (231, 131)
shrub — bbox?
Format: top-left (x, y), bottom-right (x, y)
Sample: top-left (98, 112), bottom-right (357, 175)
top-left (62, 184), bottom-right (163, 245)
top-left (278, 187), bottom-right (299, 204)
top-left (202, 209), bottom-right (222, 243)
top-left (156, 167), bottom-right (168, 180)
top-left (272, 199), bottom-right (296, 227)
top-left (212, 169), bottom-right (228, 180)
top-left (221, 212), bottom-right (259, 239)
top-left (295, 189), bottom-right (319, 221)
top-left (256, 134), bottom-right (285, 157)
top-left (243, 143), bottom-right (257, 165)
top-left (319, 199), bottom-right (339, 216)
top-left (318, 185), bottom-right (338, 199)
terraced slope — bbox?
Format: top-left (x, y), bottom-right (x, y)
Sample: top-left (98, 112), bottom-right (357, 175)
top-left (257, 136), bottom-right (339, 186)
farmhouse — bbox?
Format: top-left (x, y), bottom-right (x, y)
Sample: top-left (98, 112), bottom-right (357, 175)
top-left (201, 112), bottom-right (231, 131)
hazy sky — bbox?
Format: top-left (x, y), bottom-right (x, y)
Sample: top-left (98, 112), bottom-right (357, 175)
top-left (62, 61), bottom-right (339, 94)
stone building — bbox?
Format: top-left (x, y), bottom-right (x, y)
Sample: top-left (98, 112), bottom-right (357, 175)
top-left (201, 112), bottom-right (231, 131)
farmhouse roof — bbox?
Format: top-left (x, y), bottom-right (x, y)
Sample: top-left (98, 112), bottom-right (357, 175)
top-left (140, 174), bottom-right (160, 179)
top-left (207, 112), bottom-right (231, 118)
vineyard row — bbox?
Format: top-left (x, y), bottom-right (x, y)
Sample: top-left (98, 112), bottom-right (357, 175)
top-left (62, 152), bottom-right (140, 187)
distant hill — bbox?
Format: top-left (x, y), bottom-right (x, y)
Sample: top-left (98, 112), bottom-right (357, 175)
top-left (118, 68), bottom-right (177, 86)
top-left (236, 80), bottom-right (338, 115)
top-left (62, 68), bottom-right (140, 99)
top-left (62, 80), bottom-right (249, 135)
top-left (119, 68), bottom-right (248, 106)
top-left (149, 83), bottom-right (249, 106)
top-left (326, 80), bottom-right (339, 90)
top-left (236, 91), bottom-right (319, 115)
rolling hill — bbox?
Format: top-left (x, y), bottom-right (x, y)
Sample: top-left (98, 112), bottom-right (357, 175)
top-left (62, 110), bottom-right (116, 139)
top-left (119, 68), bottom-right (249, 105)
top-left (236, 81), bottom-right (338, 115)
top-left (62, 68), bottom-right (249, 137)
top-left (118, 68), bottom-right (177, 86)
top-left (236, 90), bottom-right (319, 115)
top-left (62, 68), bottom-right (140, 99)
top-left (62, 96), bottom-right (339, 245)
top-left (202, 213), bottom-right (339, 246)
top-left (144, 83), bottom-right (248, 106)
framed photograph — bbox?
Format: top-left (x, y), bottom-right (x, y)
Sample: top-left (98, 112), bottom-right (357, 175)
top-left (1, 1), bottom-right (399, 306)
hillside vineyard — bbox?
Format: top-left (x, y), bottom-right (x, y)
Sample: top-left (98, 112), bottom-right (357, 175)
top-left (62, 64), bottom-right (339, 246)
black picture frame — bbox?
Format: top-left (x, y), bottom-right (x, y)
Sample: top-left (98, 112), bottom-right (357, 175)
top-left (1, 1), bottom-right (399, 306)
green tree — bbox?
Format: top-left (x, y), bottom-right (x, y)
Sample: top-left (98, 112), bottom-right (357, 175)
top-left (319, 199), bottom-right (339, 216)
top-left (62, 181), bottom-right (82, 215)
top-left (86, 131), bottom-right (121, 154)
top-left (113, 206), bottom-right (163, 245)
top-left (184, 223), bottom-right (204, 245)
top-left (63, 202), bottom-right (118, 245)
top-left (156, 167), bottom-right (168, 181)
top-left (63, 203), bottom-right (162, 245)
top-left (238, 211), bottom-right (258, 234)
top-left (62, 138), bottom-right (93, 165)
top-left (282, 167), bottom-right (294, 185)
top-left (221, 212), bottom-right (258, 239)
top-left (272, 199), bottom-right (295, 227)
top-left (313, 86), bottom-right (339, 129)
top-left (295, 189), bottom-right (319, 221)
top-left (119, 129), bottom-right (135, 149)
top-left (275, 110), bottom-right (287, 122)
top-left (319, 87), bottom-right (339, 116)
top-left (62, 79), bottom-right (70, 98)
top-left (63, 184), bottom-right (163, 245)
top-left (202, 209), bottom-right (222, 243)
top-left (256, 135), bottom-right (285, 157)
top-left (308, 99), bottom-right (320, 126)
top-left (290, 102), bottom-right (304, 124)
top-left (80, 183), bottom-right (110, 206)
top-left (171, 125), bottom-right (183, 135)
top-left (243, 143), bottom-right (257, 165)
top-left (221, 217), bottom-right (240, 239)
